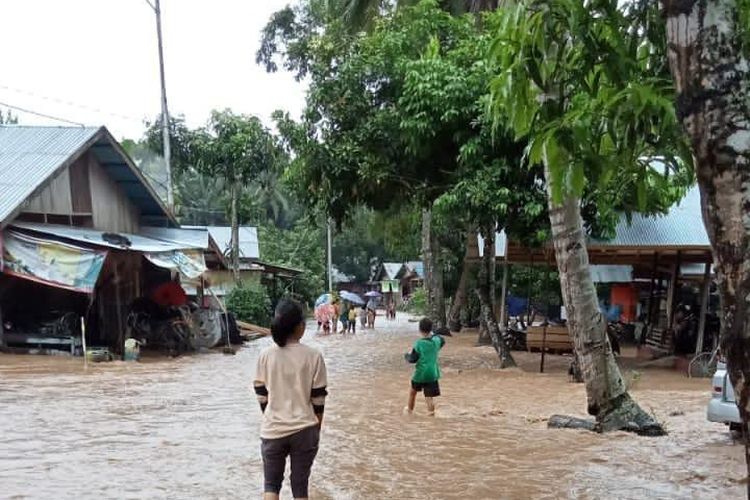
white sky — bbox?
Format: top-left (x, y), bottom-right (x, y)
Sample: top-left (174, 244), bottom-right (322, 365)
top-left (0, 0), bottom-right (306, 140)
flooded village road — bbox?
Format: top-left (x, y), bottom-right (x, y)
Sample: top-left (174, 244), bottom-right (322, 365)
top-left (0, 316), bottom-right (745, 499)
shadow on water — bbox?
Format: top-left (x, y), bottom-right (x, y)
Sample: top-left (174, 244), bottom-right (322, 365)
top-left (0, 315), bottom-right (744, 499)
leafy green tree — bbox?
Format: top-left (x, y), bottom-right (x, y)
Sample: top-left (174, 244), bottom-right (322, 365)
top-left (487, 0), bottom-right (690, 434)
top-left (327, 0), bottom-right (500, 31)
top-left (175, 168), bottom-right (228, 226)
top-left (191, 110), bottom-right (286, 283)
top-left (331, 205), bottom-right (422, 282)
top-left (259, 222), bottom-right (326, 305)
top-left (268, 2), bottom-right (497, 327)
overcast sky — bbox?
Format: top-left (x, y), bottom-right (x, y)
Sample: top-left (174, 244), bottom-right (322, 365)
top-left (0, 0), bottom-right (305, 140)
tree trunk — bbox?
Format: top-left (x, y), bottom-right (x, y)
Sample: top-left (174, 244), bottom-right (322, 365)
top-left (477, 229), bottom-right (493, 346)
top-left (477, 225), bottom-right (515, 368)
top-left (546, 173), bottom-right (664, 435)
top-left (448, 231), bottom-right (474, 332)
top-left (448, 258), bottom-right (469, 332)
top-left (230, 173), bottom-right (241, 284)
top-left (662, 0), bottom-right (750, 486)
top-left (422, 207), bottom-right (446, 328)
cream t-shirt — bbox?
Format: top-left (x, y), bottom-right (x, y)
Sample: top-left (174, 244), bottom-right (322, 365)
top-left (254, 342), bottom-right (328, 440)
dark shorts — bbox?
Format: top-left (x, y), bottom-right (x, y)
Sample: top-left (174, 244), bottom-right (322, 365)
top-left (261, 425), bottom-right (320, 498)
top-left (411, 380), bottom-right (440, 397)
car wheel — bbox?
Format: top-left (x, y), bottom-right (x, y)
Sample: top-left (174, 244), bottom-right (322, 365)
top-left (729, 423), bottom-right (743, 434)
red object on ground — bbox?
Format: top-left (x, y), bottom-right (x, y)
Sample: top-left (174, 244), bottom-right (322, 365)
top-left (151, 281), bottom-right (187, 307)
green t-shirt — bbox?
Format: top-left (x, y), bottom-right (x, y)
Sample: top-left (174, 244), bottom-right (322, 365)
top-left (409, 335), bottom-right (445, 383)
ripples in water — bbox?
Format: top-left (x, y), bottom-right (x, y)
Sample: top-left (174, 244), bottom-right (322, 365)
top-left (0, 316), bottom-right (744, 499)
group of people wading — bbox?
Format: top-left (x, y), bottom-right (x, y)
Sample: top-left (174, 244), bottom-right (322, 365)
top-left (315, 295), bottom-right (390, 335)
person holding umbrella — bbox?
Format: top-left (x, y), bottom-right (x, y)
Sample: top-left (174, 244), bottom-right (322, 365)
top-left (340, 301), bottom-right (352, 334)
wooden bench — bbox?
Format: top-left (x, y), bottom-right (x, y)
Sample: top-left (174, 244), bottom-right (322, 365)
top-left (527, 325), bottom-right (573, 353)
top-left (3, 332), bottom-right (80, 355)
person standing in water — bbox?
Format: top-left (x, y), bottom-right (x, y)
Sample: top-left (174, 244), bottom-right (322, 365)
top-left (359, 305), bottom-right (368, 329)
top-left (366, 298), bottom-right (377, 329)
top-left (339, 300), bottom-right (350, 334)
top-left (348, 306), bottom-right (357, 334)
top-left (404, 317), bottom-right (445, 416)
top-left (254, 299), bottom-right (328, 500)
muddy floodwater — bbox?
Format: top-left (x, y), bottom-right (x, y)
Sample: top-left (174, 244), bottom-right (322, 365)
top-left (0, 316), bottom-right (745, 499)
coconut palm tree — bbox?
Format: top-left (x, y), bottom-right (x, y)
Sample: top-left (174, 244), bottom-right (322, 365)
top-left (175, 169), bottom-right (228, 226)
top-left (246, 168), bottom-right (294, 228)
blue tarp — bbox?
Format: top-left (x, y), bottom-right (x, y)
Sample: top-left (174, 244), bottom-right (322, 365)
top-left (506, 296), bottom-right (528, 317)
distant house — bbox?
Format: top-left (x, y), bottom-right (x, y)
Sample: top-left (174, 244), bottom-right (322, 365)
top-left (0, 125), bottom-right (220, 355)
top-left (368, 262), bottom-right (405, 305)
top-left (332, 265), bottom-right (368, 294)
top-left (182, 225), bottom-right (302, 297)
top-left (402, 261), bottom-right (424, 297)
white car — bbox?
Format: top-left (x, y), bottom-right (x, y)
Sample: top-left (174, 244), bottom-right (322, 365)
top-left (707, 360), bottom-right (742, 431)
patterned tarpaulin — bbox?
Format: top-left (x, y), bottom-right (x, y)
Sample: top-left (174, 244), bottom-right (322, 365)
top-left (1, 230), bottom-right (107, 293)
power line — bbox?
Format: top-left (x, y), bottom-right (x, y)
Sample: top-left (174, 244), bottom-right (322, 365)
top-left (0, 84), bottom-right (145, 123)
top-left (0, 100), bottom-right (85, 126)
top-left (138, 169), bottom-right (171, 193)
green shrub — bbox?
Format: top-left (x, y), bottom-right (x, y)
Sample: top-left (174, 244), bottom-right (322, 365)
top-left (226, 282), bottom-right (272, 326)
top-left (404, 287), bottom-right (427, 315)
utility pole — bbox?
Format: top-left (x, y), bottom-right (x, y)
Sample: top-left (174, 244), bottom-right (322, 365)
top-left (148, 0), bottom-right (174, 209)
top-left (327, 219), bottom-right (333, 293)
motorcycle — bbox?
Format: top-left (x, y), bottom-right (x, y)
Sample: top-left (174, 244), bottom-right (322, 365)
top-left (126, 299), bottom-right (196, 356)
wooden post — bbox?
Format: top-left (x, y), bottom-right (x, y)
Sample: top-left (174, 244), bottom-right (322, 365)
top-left (540, 256), bottom-right (552, 374)
top-left (646, 253), bottom-right (659, 326)
top-left (695, 262), bottom-right (712, 355)
top-left (81, 316), bottom-right (88, 369)
top-left (114, 261), bottom-right (124, 359)
top-left (540, 322), bottom-right (548, 373)
top-left (666, 252), bottom-right (681, 330)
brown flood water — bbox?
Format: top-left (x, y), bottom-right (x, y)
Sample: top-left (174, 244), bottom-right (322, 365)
top-left (0, 315), bottom-right (745, 499)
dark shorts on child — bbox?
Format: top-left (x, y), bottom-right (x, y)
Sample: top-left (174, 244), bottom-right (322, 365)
top-left (261, 425), bottom-right (320, 498)
top-left (411, 380), bottom-right (440, 397)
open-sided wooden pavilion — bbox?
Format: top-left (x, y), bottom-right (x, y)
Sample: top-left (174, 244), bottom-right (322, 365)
top-left (477, 187), bottom-right (714, 356)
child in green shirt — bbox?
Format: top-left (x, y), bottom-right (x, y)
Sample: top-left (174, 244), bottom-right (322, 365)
top-left (404, 317), bottom-right (446, 416)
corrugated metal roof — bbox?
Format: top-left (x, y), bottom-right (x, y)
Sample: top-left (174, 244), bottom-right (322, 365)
top-left (491, 186), bottom-right (708, 257)
top-left (590, 265), bottom-right (633, 283)
top-left (590, 186), bottom-right (709, 248)
top-left (0, 125), bottom-right (174, 227)
top-left (11, 222), bottom-right (201, 252)
top-left (139, 226), bottom-right (210, 250)
top-left (184, 225), bottom-right (260, 259)
top-left (404, 261), bottom-right (424, 278)
top-left (382, 262), bottom-right (405, 280)
top-left (0, 126), bottom-right (100, 225)
top-left (681, 263), bottom-right (714, 276)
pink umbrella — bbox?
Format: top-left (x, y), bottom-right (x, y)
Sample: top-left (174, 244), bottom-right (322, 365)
top-left (315, 303), bottom-right (336, 323)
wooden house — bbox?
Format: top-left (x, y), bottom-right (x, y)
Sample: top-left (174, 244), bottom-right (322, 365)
top-left (0, 125), bottom-right (217, 356)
